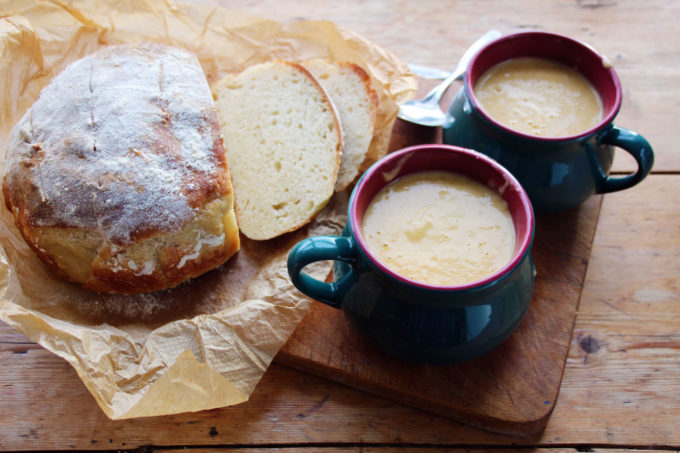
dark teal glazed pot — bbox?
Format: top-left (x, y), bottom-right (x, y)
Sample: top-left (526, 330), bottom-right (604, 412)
top-left (443, 31), bottom-right (654, 213)
top-left (287, 145), bottom-right (535, 364)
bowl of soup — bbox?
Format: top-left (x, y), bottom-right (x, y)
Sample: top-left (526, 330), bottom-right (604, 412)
top-left (443, 31), bottom-right (653, 212)
top-left (287, 144), bottom-right (535, 363)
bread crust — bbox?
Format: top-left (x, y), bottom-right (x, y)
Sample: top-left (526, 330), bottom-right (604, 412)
top-left (303, 59), bottom-right (379, 191)
top-left (290, 60), bottom-right (344, 185)
top-left (3, 44), bottom-right (240, 294)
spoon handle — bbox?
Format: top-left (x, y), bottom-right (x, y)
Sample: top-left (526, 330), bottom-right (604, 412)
top-left (420, 30), bottom-right (502, 105)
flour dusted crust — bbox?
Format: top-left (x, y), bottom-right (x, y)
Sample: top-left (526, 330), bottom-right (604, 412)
top-left (3, 44), bottom-right (240, 294)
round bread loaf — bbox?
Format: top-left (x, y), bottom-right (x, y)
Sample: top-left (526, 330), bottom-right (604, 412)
top-left (2, 44), bottom-right (240, 294)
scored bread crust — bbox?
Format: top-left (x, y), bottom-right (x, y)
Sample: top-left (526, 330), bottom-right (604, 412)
top-left (214, 60), bottom-right (342, 241)
top-left (3, 44), bottom-right (240, 294)
top-left (303, 59), bottom-right (379, 192)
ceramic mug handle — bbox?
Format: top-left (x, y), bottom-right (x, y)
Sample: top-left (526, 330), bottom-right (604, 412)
top-left (287, 235), bottom-right (358, 308)
top-left (589, 126), bottom-right (654, 193)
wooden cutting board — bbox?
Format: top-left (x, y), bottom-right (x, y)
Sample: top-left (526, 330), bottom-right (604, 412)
top-left (275, 80), bottom-right (602, 437)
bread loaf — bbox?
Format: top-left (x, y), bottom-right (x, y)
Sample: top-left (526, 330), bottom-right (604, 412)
top-left (3, 44), bottom-right (240, 294)
top-left (303, 59), bottom-right (379, 191)
top-left (213, 60), bottom-right (342, 240)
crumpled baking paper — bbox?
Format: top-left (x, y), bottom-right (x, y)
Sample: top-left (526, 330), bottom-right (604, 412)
top-left (0, 0), bottom-right (416, 419)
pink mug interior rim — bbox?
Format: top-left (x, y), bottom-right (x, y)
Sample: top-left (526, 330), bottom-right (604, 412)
top-left (349, 144), bottom-right (535, 292)
top-left (465, 30), bottom-right (623, 142)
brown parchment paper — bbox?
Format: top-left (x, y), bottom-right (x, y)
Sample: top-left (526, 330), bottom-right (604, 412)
top-left (0, 0), bottom-right (416, 419)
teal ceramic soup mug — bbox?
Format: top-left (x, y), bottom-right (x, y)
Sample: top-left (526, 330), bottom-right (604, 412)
top-left (443, 31), bottom-right (654, 213)
top-left (287, 144), bottom-right (535, 363)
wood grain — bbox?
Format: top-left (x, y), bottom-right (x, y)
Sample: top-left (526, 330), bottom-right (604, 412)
top-left (1, 173), bottom-right (679, 452)
top-left (213, 0), bottom-right (679, 173)
top-left (1, 0), bottom-right (679, 450)
top-left (157, 450), bottom-right (672, 453)
top-left (541, 175), bottom-right (680, 444)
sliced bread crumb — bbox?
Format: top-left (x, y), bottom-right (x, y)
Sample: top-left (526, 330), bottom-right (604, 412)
top-left (213, 60), bottom-right (342, 240)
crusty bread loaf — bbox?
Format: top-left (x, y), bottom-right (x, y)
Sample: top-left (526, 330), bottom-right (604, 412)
top-left (3, 44), bottom-right (240, 294)
top-left (303, 59), bottom-right (379, 191)
top-left (213, 60), bottom-right (342, 240)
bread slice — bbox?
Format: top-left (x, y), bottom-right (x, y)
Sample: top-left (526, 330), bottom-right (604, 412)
top-left (303, 59), bottom-right (379, 191)
top-left (213, 60), bottom-right (342, 240)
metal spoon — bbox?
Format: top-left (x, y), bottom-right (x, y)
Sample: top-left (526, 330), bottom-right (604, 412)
top-left (398, 30), bottom-right (502, 127)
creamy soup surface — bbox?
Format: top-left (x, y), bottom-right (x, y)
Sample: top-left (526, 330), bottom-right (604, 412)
top-left (474, 57), bottom-right (602, 137)
top-left (361, 171), bottom-right (516, 286)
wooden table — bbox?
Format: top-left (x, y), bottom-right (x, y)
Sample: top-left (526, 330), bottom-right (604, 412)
top-left (2, 0), bottom-right (679, 450)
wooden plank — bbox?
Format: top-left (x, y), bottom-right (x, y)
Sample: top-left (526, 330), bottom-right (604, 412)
top-left (541, 175), bottom-right (680, 444)
top-left (0, 328), bottom-right (514, 450)
top-left (154, 450), bottom-right (672, 453)
top-left (1, 174), bottom-right (679, 453)
top-left (3, 175), bottom-right (677, 450)
top-left (216, 0), bottom-right (679, 173)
